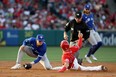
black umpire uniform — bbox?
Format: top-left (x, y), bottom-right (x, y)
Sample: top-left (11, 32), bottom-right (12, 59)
top-left (65, 13), bottom-right (90, 42)
top-left (64, 11), bottom-right (90, 65)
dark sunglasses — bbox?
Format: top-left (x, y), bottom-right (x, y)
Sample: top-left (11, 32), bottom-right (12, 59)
top-left (86, 8), bottom-right (90, 10)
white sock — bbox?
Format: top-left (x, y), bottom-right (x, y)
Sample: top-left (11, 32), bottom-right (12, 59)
top-left (80, 65), bottom-right (101, 71)
top-left (51, 66), bottom-right (63, 70)
top-left (16, 49), bottom-right (24, 64)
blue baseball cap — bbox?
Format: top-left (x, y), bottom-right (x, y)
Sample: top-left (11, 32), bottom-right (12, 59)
top-left (84, 4), bottom-right (91, 10)
top-left (36, 34), bottom-right (45, 42)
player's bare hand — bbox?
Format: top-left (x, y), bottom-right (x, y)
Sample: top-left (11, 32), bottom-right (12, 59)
top-left (64, 34), bottom-right (68, 40)
top-left (64, 35), bottom-right (68, 40)
top-left (78, 31), bottom-right (83, 38)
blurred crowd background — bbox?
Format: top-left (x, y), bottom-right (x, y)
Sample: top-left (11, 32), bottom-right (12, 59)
top-left (0, 0), bottom-right (115, 30)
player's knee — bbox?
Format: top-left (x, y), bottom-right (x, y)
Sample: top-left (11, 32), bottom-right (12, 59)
top-left (46, 67), bottom-right (52, 70)
top-left (19, 46), bottom-right (24, 51)
top-left (45, 66), bottom-right (52, 70)
top-left (97, 42), bottom-right (102, 47)
top-left (92, 45), bottom-right (97, 48)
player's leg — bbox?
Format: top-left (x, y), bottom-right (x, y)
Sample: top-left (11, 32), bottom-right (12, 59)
top-left (86, 30), bottom-right (98, 63)
top-left (11, 45), bottom-right (25, 69)
top-left (52, 66), bottom-right (63, 70)
top-left (22, 46), bottom-right (37, 58)
top-left (91, 32), bottom-right (102, 55)
top-left (70, 41), bottom-right (83, 65)
top-left (24, 47), bottom-right (52, 70)
top-left (11, 46), bottom-right (37, 69)
top-left (71, 58), bottom-right (80, 70)
top-left (70, 58), bottom-right (107, 71)
top-left (39, 53), bottom-right (52, 70)
top-left (79, 65), bottom-right (107, 71)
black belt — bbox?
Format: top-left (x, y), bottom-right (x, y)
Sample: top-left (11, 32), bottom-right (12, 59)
top-left (33, 51), bottom-right (38, 56)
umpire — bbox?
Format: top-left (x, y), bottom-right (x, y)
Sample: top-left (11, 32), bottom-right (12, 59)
top-left (63, 11), bottom-right (90, 65)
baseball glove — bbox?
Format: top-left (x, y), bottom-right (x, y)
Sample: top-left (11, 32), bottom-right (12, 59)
top-left (23, 63), bottom-right (32, 70)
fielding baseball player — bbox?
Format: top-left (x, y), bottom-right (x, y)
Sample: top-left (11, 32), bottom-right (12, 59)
top-left (64, 11), bottom-right (90, 65)
top-left (11, 34), bottom-right (52, 70)
top-left (52, 31), bottom-right (107, 72)
top-left (82, 4), bottom-right (102, 63)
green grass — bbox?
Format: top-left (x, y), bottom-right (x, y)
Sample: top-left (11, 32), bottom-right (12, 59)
top-left (78, 47), bottom-right (116, 62)
top-left (0, 46), bottom-right (116, 62)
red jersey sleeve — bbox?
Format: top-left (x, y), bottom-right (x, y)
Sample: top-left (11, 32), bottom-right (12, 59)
top-left (78, 37), bottom-right (83, 48)
top-left (62, 53), bottom-right (75, 69)
top-left (70, 37), bottom-right (83, 54)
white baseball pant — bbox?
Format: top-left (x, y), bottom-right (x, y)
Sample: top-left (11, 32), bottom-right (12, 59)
top-left (88, 30), bottom-right (102, 45)
top-left (52, 58), bottom-right (102, 71)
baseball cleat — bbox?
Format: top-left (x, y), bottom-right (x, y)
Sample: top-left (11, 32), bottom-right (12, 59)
top-left (91, 55), bottom-right (97, 60)
top-left (78, 58), bottom-right (83, 65)
top-left (11, 64), bottom-right (21, 70)
top-left (101, 66), bottom-right (108, 71)
top-left (85, 55), bottom-right (92, 63)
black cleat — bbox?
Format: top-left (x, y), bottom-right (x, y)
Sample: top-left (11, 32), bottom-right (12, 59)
top-left (78, 58), bottom-right (83, 65)
top-left (101, 66), bottom-right (108, 71)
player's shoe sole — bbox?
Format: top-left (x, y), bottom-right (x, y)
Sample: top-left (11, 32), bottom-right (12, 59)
top-left (101, 65), bottom-right (108, 71)
top-left (11, 64), bottom-right (21, 70)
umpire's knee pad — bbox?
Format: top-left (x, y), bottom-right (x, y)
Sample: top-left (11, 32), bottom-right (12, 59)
top-left (97, 42), bottom-right (102, 47)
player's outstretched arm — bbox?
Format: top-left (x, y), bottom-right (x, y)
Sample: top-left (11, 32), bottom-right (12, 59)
top-left (64, 31), bottom-right (68, 40)
top-left (77, 31), bottom-right (83, 48)
top-left (58, 59), bottom-right (69, 72)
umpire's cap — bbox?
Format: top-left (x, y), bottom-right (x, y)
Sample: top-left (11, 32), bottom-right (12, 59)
top-left (84, 4), bottom-right (91, 10)
top-left (36, 34), bottom-right (45, 42)
top-left (75, 11), bottom-right (82, 18)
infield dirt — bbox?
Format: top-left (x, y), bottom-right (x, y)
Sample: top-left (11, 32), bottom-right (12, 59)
top-left (0, 61), bottom-right (116, 77)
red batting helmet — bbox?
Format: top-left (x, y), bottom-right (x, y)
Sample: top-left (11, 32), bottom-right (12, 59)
top-left (60, 40), bottom-right (69, 51)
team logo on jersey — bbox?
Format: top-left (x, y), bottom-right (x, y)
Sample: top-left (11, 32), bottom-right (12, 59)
top-left (40, 36), bottom-right (43, 39)
top-left (86, 18), bottom-right (90, 23)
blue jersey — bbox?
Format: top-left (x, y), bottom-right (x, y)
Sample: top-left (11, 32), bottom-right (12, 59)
top-left (22, 37), bottom-right (47, 64)
top-left (82, 13), bottom-right (96, 31)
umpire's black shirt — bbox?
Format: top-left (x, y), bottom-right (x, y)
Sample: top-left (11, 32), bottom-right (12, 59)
top-left (64, 19), bottom-right (90, 42)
